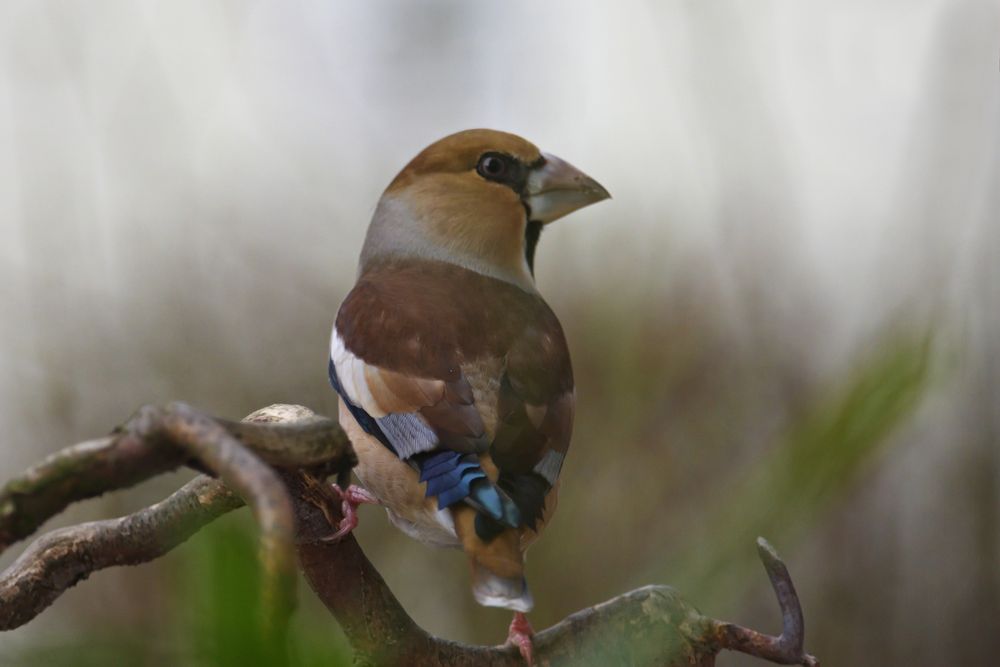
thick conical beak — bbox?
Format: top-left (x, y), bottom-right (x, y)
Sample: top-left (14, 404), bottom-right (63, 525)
top-left (524, 152), bottom-right (610, 224)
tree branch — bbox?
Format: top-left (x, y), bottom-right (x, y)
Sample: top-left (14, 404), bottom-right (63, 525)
top-left (0, 426), bottom-right (178, 554)
top-left (708, 539), bottom-right (819, 666)
top-left (0, 403), bottom-right (352, 554)
top-left (0, 475), bottom-right (241, 630)
top-left (0, 404), bottom-right (819, 666)
top-left (161, 403), bottom-right (298, 637)
top-left (296, 471), bottom-right (817, 666)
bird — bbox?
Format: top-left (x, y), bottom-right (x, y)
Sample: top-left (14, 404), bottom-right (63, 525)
top-left (325, 128), bottom-right (609, 663)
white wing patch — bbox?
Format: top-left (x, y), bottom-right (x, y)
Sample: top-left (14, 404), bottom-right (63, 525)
top-left (331, 326), bottom-right (445, 459)
top-left (331, 328), bottom-right (388, 418)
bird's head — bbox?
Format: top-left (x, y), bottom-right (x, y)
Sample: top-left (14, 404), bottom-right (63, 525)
top-left (360, 129), bottom-right (610, 289)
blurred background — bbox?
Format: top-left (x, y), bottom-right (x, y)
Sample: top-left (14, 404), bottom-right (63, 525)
top-left (0, 1), bottom-right (997, 665)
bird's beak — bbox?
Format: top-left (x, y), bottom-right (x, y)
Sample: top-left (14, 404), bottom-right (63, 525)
top-left (524, 153), bottom-right (611, 224)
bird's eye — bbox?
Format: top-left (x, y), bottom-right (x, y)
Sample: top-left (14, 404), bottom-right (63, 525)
top-left (477, 154), bottom-right (508, 180)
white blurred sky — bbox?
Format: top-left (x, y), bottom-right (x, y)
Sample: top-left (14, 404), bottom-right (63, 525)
top-left (0, 0), bottom-right (996, 444)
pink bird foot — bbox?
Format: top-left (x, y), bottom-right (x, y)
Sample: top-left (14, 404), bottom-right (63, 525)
top-left (320, 483), bottom-right (380, 542)
top-left (506, 612), bottom-right (535, 665)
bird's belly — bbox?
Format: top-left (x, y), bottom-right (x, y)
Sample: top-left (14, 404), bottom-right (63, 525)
top-left (339, 401), bottom-right (460, 548)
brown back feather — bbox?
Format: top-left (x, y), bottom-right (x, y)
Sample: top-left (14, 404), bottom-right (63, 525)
top-left (336, 258), bottom-right (573, 477)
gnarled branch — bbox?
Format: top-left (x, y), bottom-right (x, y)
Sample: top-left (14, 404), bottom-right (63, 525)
top-left (0, 403), bottom-right (818, 666)
top-left (0, 475), bottom-right (240, 630)
top-left (0, 402), bottom-right (352, 553)
top-left (708, 539), bottom-right (818, 666)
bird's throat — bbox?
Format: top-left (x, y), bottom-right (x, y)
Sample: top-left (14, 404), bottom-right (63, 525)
top-left (524, 221), bottom-right (542, 276)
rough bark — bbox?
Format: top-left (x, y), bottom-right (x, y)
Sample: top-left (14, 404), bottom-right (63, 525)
top-left (0, 402), bottom-right (352, 553)
top-left (0, 403), bottom-right (818, 666)
top-left (0, 476), bottom-right (240, 630)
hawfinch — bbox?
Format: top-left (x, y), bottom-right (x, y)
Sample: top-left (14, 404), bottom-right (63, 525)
top-left (326, 129), bottom-right (609, 661)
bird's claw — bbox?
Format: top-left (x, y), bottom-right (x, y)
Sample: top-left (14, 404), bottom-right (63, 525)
top-left (320, 483), bottom-right (381, 542)
top-left (506, 612), bottom-right (535, 665)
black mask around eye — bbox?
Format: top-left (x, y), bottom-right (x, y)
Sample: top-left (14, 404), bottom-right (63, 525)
top-left (476, 152), bottom-right (529, 193)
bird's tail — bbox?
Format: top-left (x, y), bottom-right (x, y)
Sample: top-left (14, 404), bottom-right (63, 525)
top-left (471, 562), bottom-right (534, 612)
top-left (453, 505), bottom-right (534, 611)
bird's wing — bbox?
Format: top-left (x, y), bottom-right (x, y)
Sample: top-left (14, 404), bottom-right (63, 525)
top-left (489, 310), bottom-right (574, 532)
top-left (329, 330), bottom-right (487, 457)
top-left (331, 259), bottom-right (572, 534)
